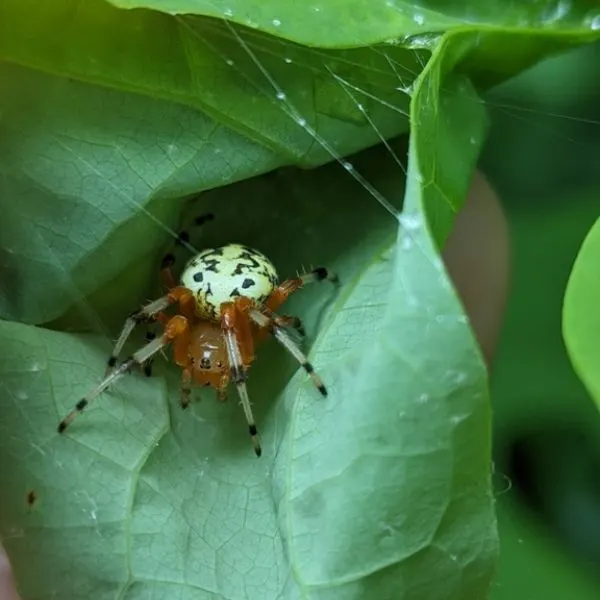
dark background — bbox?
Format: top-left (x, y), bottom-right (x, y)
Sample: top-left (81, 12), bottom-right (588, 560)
top-left (481, 41), bottom-right (600, 599)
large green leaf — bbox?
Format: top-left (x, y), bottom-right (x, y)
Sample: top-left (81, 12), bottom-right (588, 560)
top-left (1, 0), bottom-right (598, 171)
top-left (3, 1), bottom-right (600, 598)
top-left (0, 0), bottom-right (419, 164)
top-left (0, 62), bottom-right (284, 324)
top-left (109, 0), bottom-right (600, 46)
top-left (2, 2), bottom-right (599, 325)
top-left (563, 216), bottom-right (600, 410)
top-left (0, 35), bottom-right (496, 598)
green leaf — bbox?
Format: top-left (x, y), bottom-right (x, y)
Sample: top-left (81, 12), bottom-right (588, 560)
top-left (0, 62), bottom-right (282, 324)
top-left (406, 31), bottom-right (487, 244)
top-left (0, 40), bottom-right (496, 595)
top-left (0, 0), bottom-right (417, 164)
top-left (2, 2), bottom-right (599, 324)
top-left (7, 0), bottom-right (600, 597)
top-left (563, 215), bottom-right (600, 410)
top-left (108, 0), bottom-right (600, 46)
top-left (2, 0), bottom-right (598, 172)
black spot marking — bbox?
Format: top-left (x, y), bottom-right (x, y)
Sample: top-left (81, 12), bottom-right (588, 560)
top-left (145, 331), bottom-right (156, 341)
top-left (194, 213), bottom-right (215, 226)
top-left (107, 356), bottom-right (117, 367)
top-left (242, 278), bottom-right (255, 289)
top-left (57, 422), bottom-right (67, 433)
top-left (249, 424), bottom-right (258, 436)
top-left (123, 356), bottom-right (135, 373)
top-left (200, 358), bottom-right (211, 369)
top-left (201, 247), bottom-right (225, 259)
top-left (293, 319), bottom-right (306, 336)
top-left (318, 384), bottom-right (327, 396)
top-left (313, 267), bottom-right (328, 281)
top-left (230, 365), bottom-right (247, 383)
top-left (130, 311), bottom-right (151, 325)
top-left (304, 362), bottom-right (314, 374)
top-left (238, 251), bottom-right (261, 270)
top-left (143, 362), bottom-right (153, 377)
top-left (232, 262), bottom-right (246, 276)
top-left (27, 490), bottom-right (37, 508)
top-left (229, 288), bottom-right (241, 297)
top-left (193, 272), bottom-right (203, 282)
top-left (161, 253), bottom-right (175, 269)
top-left (202, 258), bottom-right (219, 273)
top-left (205, 282), bottom-right (214, 298)
top-left (76, 399), bottom-right (88, 411)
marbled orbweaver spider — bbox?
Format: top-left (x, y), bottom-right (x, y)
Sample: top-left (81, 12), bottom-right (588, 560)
top-left (58, 220), bottom-right (338, 456)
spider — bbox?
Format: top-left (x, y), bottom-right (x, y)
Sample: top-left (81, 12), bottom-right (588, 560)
top-left (57, 224), bottom-right (338, 456)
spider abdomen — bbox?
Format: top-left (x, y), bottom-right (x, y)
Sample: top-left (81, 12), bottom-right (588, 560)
top-left (180, 243), bottom-right (279, 320)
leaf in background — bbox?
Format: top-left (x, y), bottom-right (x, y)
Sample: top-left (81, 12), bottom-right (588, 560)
top-left (493, 499), bottom-right (600, 600)
top-left (108, 0), bottom-right (600, 45)
top-left (488, 187), bottom-right (600, 599)
top-left (563, 216), bottom-right (600, 411)
top-left (0, 0), bottom-right (417, 164)
top-left (2, 1), bottom-right (599, 325)
top-left (0, 62), bottom-right (282, 324)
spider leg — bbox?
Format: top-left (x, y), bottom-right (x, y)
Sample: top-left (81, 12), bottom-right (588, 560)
top-left (253, 309), bottom-right (305, 348)
top-left (160, 254), bottom-right (177, 289)
top-left (58, 332), bottom-right (172, 433)
top-left (299, 266), bottom-right (339, 286)
top-left (266, 312), bottom-right (306, 337)
top-left (180, 365), bottom-right (193, 409)
top-left (142, 331), bottom-right (157, 377)
top-left (266, 266), bottom-right (338, 312)
top-left (170, 320), bottom-right (194, 409)
top-left (105, 295), bottom-right (172, 376)
top-left (248, 308), bottom-right (327, 397)
top-left (160, 212), bottom-right (215, 288)
top-left (220, 302), bottom-right (261, 457)
top-left (105, 287), bottom-right (195, 376)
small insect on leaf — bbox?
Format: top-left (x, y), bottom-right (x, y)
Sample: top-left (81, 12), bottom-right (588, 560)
top-left (26, 489), bottom-right (37, 509)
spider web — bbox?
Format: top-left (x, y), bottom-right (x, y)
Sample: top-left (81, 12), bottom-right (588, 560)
top-left (1, 6), bottom-right (600, 600)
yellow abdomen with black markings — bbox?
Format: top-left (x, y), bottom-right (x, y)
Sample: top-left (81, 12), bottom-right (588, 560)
top-left (180, 244), bottom-right (279, 320)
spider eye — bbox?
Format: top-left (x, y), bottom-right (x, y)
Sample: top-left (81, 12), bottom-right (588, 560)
top-left (216, 361), bottom-right (224, 368)
top-left (200, 358), bottom-right (211, 369)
